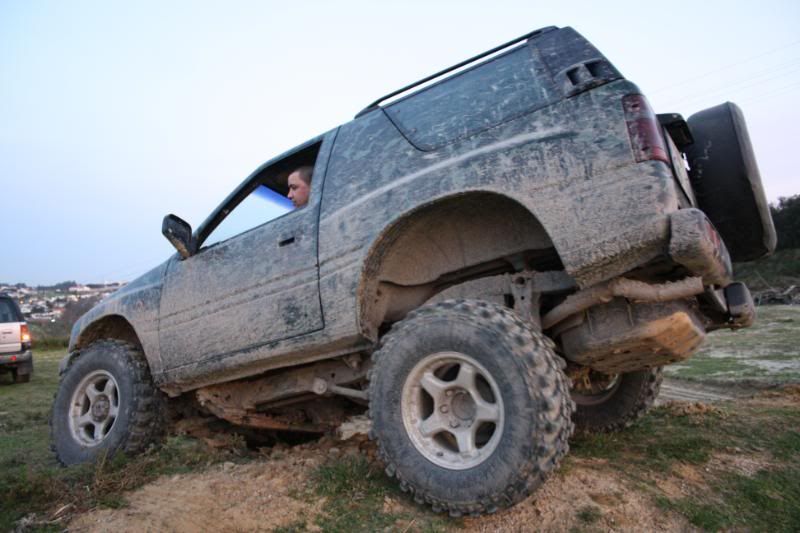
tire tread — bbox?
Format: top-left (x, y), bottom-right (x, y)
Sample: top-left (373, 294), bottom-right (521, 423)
top-left (369, 299), bottom-right (574, 516)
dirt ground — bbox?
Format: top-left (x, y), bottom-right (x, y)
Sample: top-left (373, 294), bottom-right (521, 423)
top-left (67, 379), bottom-right (787, 533)
top-left (68, 438), bottom-right (692, 533)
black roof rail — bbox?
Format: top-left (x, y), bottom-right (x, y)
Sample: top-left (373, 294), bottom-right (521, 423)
top-left (355, 26), bottom-right (558, 119)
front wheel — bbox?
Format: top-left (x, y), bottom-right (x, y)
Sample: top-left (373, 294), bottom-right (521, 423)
top-left (369, 300), bottom-right (574, 516)
top-left (50, 340), bottom-right (165, 465)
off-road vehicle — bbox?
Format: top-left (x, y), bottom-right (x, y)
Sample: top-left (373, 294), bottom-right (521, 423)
top-left (51, 26), bottom-right (775, 515)
top-left (0, 294), bottom-right (33, 383)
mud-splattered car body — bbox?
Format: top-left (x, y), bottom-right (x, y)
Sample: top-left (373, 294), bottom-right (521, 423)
top-left (59, 27), bottom-right (774, 501)
top-left (70, 26), bottom-right (772, 395)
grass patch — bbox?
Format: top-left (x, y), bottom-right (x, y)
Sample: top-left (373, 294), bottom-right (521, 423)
top-left (0, 434), bottom-right (231, 530)
top-left (312, 456), bottom-right (399, 531)
top-left (273, 520), bottom-right (309, 533)
top-left (309, 455), bottom-right (451, 532)
top-left (575, 504), bottom-right (602, 524)
top-left (573, 396), bottom-right (800, 532)
top-left (667, 356), bottom-right (759, 379)
top-left (571, 406), bottom-right (722, 470)
top-left (27, 322), bottom-right (70, 350)
top-left (664, 467), bottom-right (800, 532)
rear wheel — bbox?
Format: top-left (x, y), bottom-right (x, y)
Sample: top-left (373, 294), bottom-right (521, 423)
top-left (12, 368), bottom-right (31, 384)
top-left (50, 340), bottom-right (165, 465)
top-left (369, 300), bottom-right (574, 516)
top-left (570, 366), bottom-right (662, 433)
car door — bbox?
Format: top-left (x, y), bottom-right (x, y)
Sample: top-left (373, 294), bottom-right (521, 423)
top-left (158, 136), bottom-right (333, 370)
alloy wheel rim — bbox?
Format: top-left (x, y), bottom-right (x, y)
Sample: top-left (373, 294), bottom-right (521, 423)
top-left (68, 370), bottom-right (120, 446)
top-left (401, 351), bottom-right (504, 470)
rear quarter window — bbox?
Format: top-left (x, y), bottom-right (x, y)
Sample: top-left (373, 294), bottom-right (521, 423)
top-left (384, 43), bottom-right (554, 151)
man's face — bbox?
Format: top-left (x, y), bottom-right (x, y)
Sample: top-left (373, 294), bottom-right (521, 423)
top-left (287, 171), bottom-right (310, 208)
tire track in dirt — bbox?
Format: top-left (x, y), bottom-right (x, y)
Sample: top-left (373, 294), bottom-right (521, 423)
top-left (658, 378), bottom-right (737, 404)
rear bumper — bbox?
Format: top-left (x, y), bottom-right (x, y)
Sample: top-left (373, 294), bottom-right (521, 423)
top-left (669, 208), bottom-right (733, 287)
top-left (556, 209), bottom-right (756, 371)
top-left (668, 208), bottom-right (757, 329)
top-left (0, 350), bottom-right (33, 373)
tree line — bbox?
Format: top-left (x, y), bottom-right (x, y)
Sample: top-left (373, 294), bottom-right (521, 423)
top-left (772, 194), bottom-right (800, 250)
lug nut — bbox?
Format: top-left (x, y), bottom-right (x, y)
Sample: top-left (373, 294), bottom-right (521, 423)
top-left (440, 405), bottom-right (449, 413)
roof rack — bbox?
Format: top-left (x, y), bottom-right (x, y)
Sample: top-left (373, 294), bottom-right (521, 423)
top-left (354, 26), bottom-right (557, 119)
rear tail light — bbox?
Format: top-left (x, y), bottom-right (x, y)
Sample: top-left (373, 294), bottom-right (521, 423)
top-left (623, 94), bottom-right (669, 164)
top-left (20, 324), bottom-right (31, 347)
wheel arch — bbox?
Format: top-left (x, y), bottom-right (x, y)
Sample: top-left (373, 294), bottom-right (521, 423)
top-left (71, 314), bottom-right (145, 360)
top-left (356, 191), bottom-right (562, 339)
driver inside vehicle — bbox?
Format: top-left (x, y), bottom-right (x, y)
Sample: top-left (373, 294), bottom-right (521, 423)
top-left (287, 166), bottom-right (313, 208)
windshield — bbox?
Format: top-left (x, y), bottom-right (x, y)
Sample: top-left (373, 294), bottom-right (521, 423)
top-left (0, 298), bottom-right (22, 323)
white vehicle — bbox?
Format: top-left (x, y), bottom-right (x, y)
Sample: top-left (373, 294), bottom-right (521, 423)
top-left (0, 294), bottom-right (33, 383)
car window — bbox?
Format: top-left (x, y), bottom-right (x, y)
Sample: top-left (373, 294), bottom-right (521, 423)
top-left (0, 299), bottom-right (20, 323)
top-left (203, 184), bottom-right (293, 248)
top-left (385, 44), bottom-right (550, 150)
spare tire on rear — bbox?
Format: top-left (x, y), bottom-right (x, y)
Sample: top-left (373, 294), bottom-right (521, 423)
top-left (685, 102), bottom-right (776, 262)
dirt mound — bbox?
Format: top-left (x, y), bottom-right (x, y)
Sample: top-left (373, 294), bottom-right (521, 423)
top-left (759, 383), bottom-right (800, 399)
top-left (69, 439), bottom-right (692, 532)
top-left (69, 442), bottom-right (331, 532)
top-left (462, 458), bottom-right (690, 532)
top-left (662, 401), bottom-right (726, 417)
top-left (67, 388), bottom-right (799, 532)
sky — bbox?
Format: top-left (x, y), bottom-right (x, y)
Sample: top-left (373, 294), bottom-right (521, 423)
top-left (1, 0), bottom-right (798, 286)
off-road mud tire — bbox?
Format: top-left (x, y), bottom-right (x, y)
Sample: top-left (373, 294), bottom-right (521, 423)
top-left (50, 340), bottom-right (165, 465)
top-left (368, 299), bottom-right (574, 517)
top-left (572, 367), bottom-right (662, 433)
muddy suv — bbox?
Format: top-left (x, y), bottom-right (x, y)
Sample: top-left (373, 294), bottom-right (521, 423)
top-left (0, 294), bottom-right (33, 383)
top-left (51, 27), bottom-right (775, 515)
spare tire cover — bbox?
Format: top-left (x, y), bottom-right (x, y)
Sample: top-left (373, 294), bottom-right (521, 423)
top-left (685, 102), bottom-right (776, 262)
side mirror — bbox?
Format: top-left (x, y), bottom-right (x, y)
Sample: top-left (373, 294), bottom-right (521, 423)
top-left (162, 214), bottom-right (196, 259)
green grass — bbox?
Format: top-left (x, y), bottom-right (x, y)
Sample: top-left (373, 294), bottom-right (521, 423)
top-left (0, 349), bottom-right (65, 465)
top-left (307, 455), bottom-right (452, 532)
top-left (661, 467), bottom-right (800, 532)
top-left (27, 322), bottom-right (69, 349)
top-left (571, 400), bottom-right (800, 532)
top-left (311, 456), bottom-right (400, 532)
top-left (571, 405), bottom-right (721, 470)
top-left (0, 346), bottom-right (450, 532)
top-left (3, 321), bottom-right (799, 531)
top-left (0, 349), bottom-right (232, 531)
top-left (575, 504), bottom-right (602, 524)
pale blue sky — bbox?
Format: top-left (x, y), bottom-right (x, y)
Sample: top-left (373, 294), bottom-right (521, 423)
top-left (1, 0), bottom-right (798, 285)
